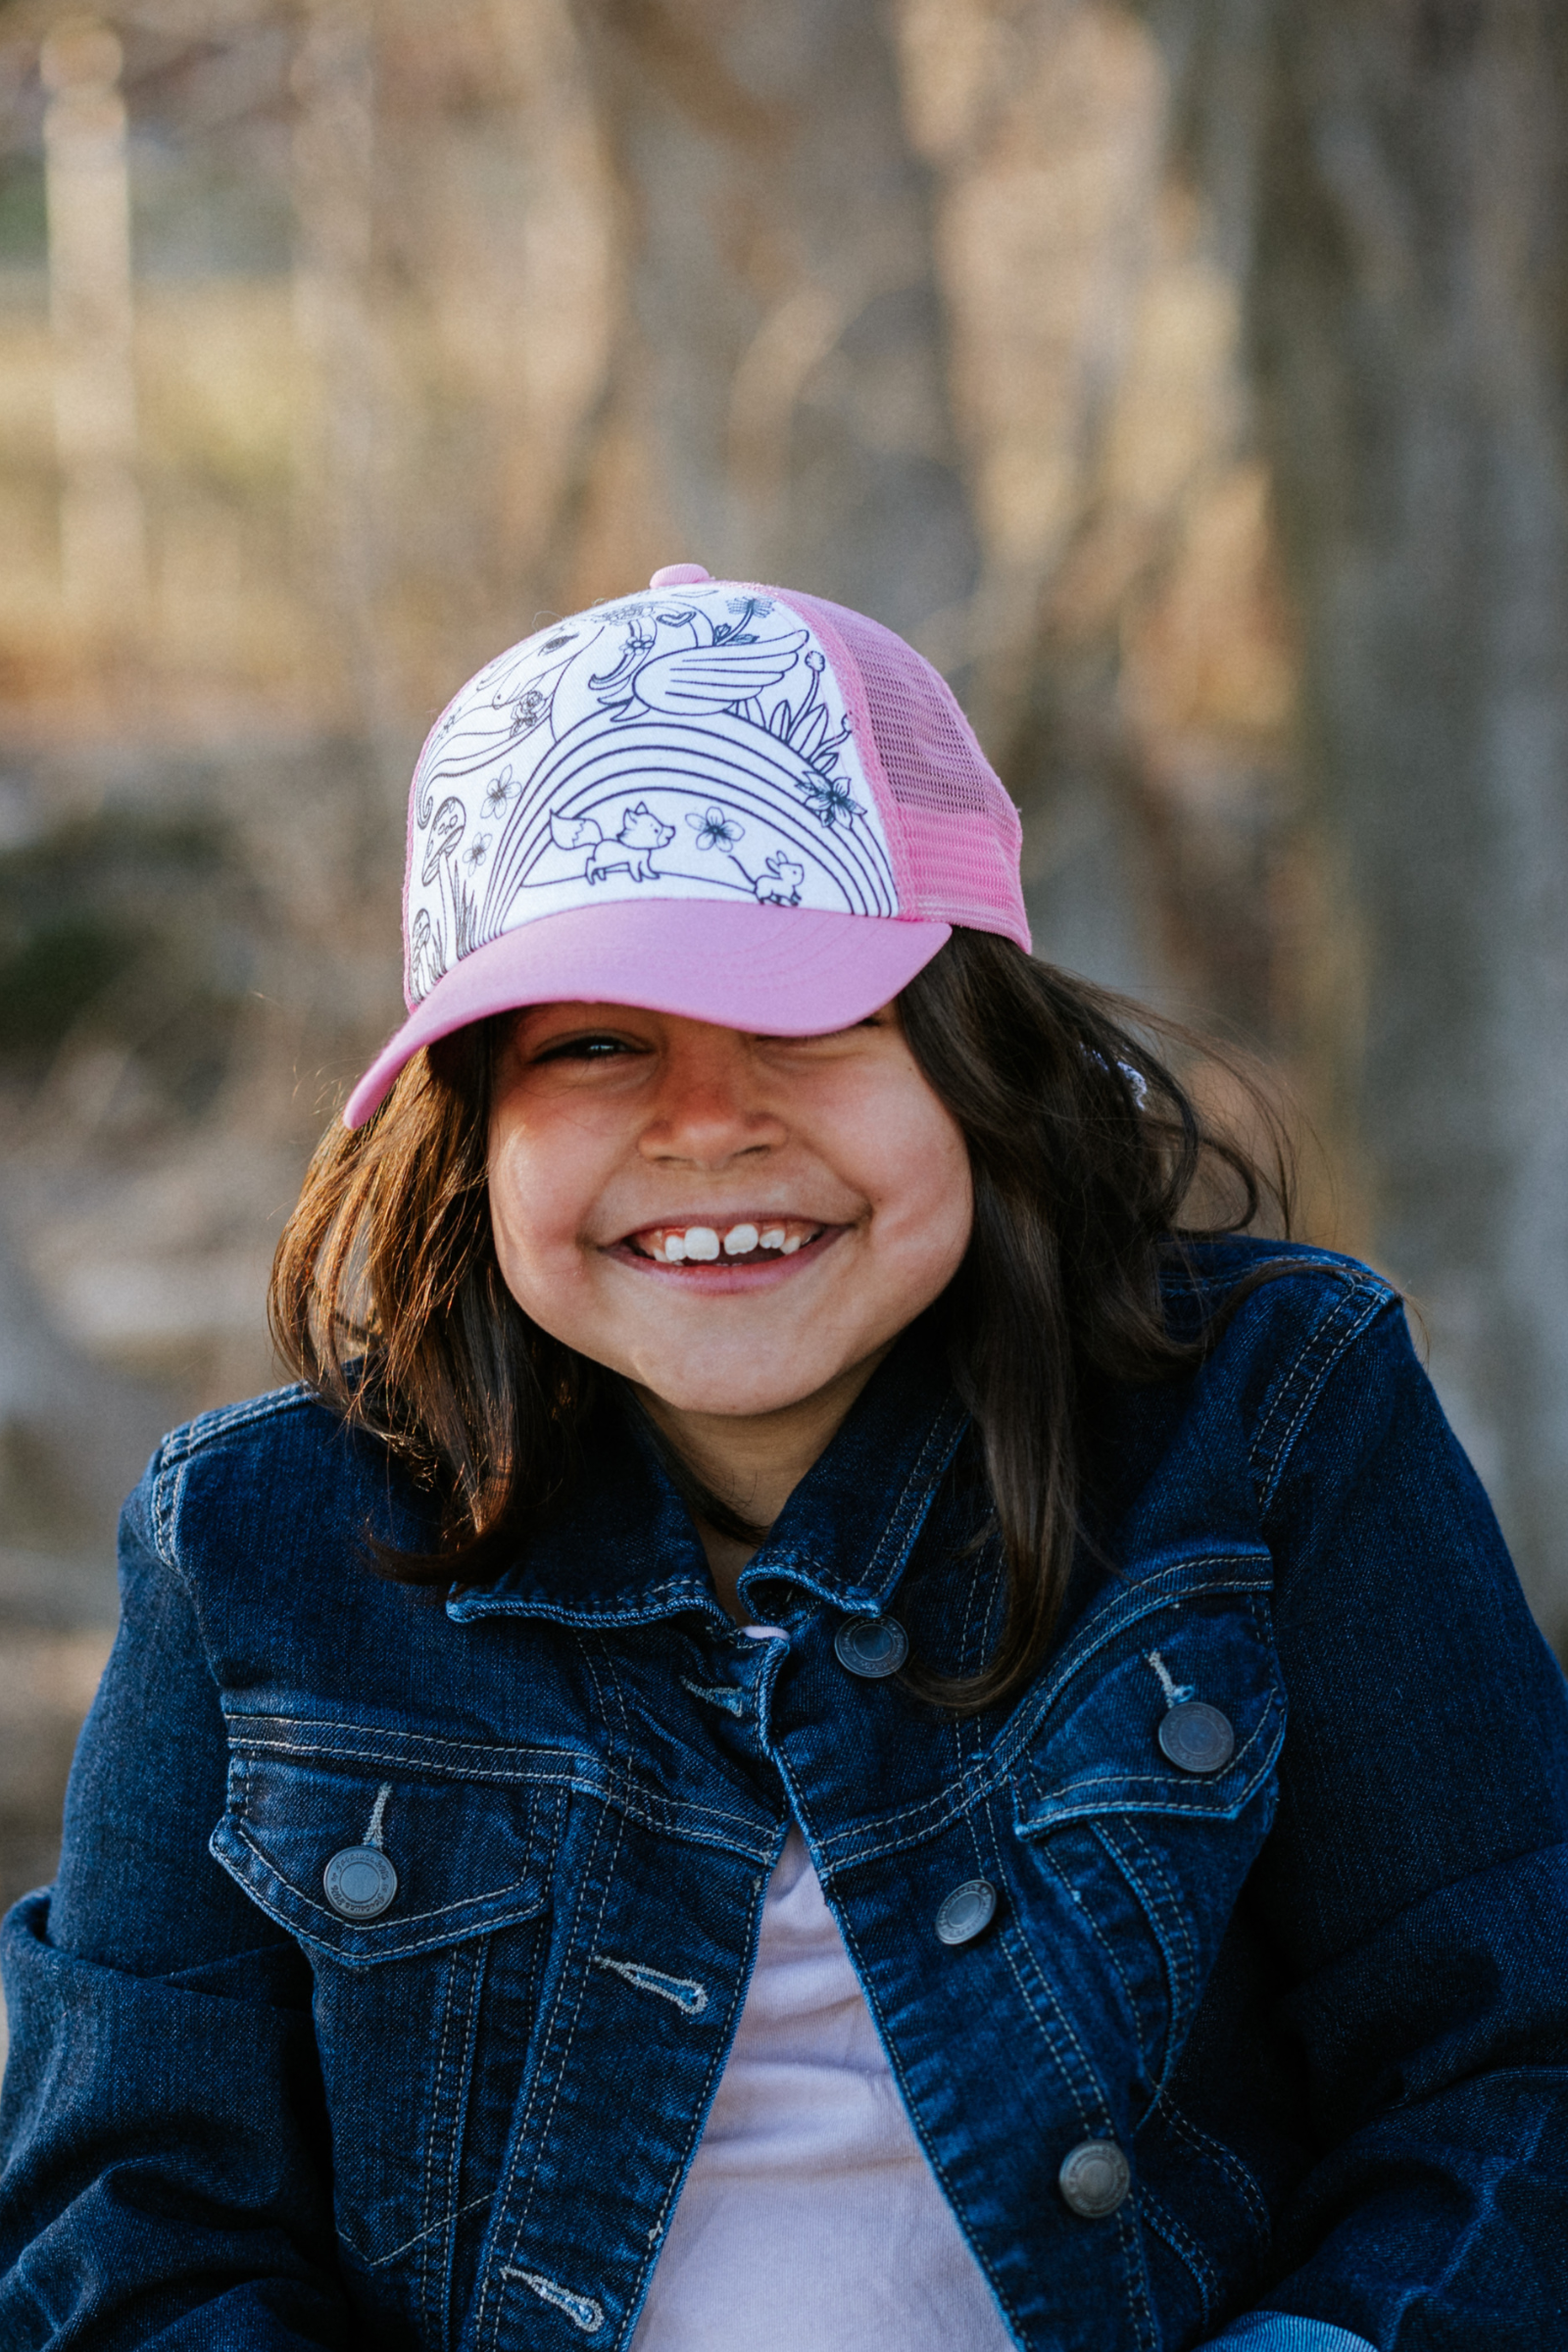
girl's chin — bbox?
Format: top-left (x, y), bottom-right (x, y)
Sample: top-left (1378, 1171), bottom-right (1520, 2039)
top-left (629, 1371), bottom-right (845, 1421)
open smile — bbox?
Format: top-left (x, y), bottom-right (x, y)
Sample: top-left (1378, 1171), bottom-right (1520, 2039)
top-left (605, 1215), bottom-right (842, 1284)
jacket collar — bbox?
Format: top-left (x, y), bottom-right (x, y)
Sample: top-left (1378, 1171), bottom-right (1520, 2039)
top-left (447, 1318), bottom-right (968, 1631)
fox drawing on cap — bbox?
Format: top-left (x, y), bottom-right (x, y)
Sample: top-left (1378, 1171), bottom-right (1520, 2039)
top-left (406, 588), bottom-right (892, 994)
top-left (549, 802), bottom-right (677, 886)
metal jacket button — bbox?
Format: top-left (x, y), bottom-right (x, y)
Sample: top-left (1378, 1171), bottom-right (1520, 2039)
top-left (1157, 1699), bottom-right (1236, 1775)
top-left (834, 1615), bottom-right (908, 1678)
top-left (935, 1878), bottom-right (997, 1945)
top-left (323, 1845), bottom-right (398, 1920)
top-left (1058, 2138), bottom-right (1131, 2218)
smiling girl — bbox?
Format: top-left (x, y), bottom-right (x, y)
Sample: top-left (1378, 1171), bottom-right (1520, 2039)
top-left (3, 567), bottom-right (1566, 2351)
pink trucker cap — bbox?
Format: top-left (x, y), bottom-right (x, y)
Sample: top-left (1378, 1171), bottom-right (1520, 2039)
top-left (344, 564), bottom-right (1030, 1126)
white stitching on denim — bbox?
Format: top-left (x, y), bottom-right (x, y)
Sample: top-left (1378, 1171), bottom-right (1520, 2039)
top-left (228, 1722), bottom-right (771, 1845)
top-left (859, 1404), bottom-right (968, 1583)
top-left (501, 2268), bottom-right (604, 2334)
top-left (997, 1917), bottom-right (1103, 2132)
top-left (158, 1383), bottom-right (316, 1462)
top-left (1117, 1818), bottom-right (1199, 2006)
top-left (454, 1568), bottom-right (714, 1618)
top-left (363, 1783), bottom-right (393, 1849)
top-left (1249, 1277), bottom-right (1376, 1471)
top-left (633, 1857), bottom-right (772, 2290)
top-left (419, 1941), bottom-right (461, 2321)
top-left (225, 1829), bottom-right (541, 1932)
top-left (359, 2189), bottom-right (493, 2272)
top-left (1137, 2183), bottom-right (1221, 2326)
top-left (592, 1954), bottom-right (709, 2018)
top-left (227, 1739), bottom-right (770, 1859)
top-left (1089, 1821), bottom-right (1184, 2082)
top-left (1116, 2193), bottom-right (1161, 2352)
top-left (1146, 1650), bottom-right (1196, 1706)
top-left (473, 1798), bottom-right (616, 2346)
top-left (1095, 1819), bottom-right (1197, 2075)
top-left (480, 1800), bottom-right (629, 2348)
top-left (1250, 1285), bottom-right (1389, 1507)
top-left (1153, 2095), bottom-right (1273, 2241)
top-left (1033, 1835), bottom-right (1151, 2065)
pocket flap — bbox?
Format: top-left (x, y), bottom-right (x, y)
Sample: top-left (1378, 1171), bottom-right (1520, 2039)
top-left (211, 1735), bottom-right (559, 1965)
top-left (1012, 1584), bottom-right (1285, 1835)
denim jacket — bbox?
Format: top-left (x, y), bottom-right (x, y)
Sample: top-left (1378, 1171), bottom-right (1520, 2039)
top-left (3, 1240), bottom-right (1567, 2351)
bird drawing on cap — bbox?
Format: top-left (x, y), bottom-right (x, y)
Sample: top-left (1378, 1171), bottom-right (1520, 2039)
top-left (549, 802), bottom-right (676, 884)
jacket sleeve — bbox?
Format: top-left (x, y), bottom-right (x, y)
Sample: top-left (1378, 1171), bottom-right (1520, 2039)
top-left (0, 1462), bottom-right (351, 2348)
top-left (1216, 1284), bottom-right (1568, 2348)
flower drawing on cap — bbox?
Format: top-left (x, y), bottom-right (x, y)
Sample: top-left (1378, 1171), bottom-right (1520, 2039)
top-left (509, 687), bottom-right (548, 736)
top-left (798, 771), bottom-right (864, 828)
top-left (686, 806), bottom-right (744, 853)
top-left (483, 770), bottom-right (515, 817)
top-left (463, 833), bottom-right (491, 870)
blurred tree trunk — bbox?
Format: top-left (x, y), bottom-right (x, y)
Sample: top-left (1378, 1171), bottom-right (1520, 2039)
top-left (1166, 0), bottom-right (1568, 1641)
top-left (566, 0), bottom-right (979, 645)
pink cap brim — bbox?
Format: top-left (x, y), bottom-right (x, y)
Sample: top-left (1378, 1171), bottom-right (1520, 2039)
top-left (343, 901), bottom-right (952, 1127)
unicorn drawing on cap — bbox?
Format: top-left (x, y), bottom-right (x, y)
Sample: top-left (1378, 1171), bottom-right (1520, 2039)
top-left (549, 802), bottom-right (676, 884)
top-left (588, 597), bottom-right (809, 726)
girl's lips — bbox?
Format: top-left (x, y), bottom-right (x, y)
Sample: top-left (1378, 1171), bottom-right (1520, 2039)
top-left (603, 1222), bottom-right (845, 1289)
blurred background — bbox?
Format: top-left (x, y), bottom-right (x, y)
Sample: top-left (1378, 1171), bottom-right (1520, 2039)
top-left (1, 0), bottom-right (1566, 1936)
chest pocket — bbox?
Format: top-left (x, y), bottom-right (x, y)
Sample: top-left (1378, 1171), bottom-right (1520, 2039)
top-left (211, 1729), bottom-right (561, 1964)
top-left (210, 1716), bottom-right (566, 2290)
top-left (1007, 1558), bottom-right (1285, 2091)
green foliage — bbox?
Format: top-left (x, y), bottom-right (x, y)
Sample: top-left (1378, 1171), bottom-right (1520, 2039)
top-left (0, 155), bottom-right (46, 271)
top-left (0, 807), bottom-right (255, 1114)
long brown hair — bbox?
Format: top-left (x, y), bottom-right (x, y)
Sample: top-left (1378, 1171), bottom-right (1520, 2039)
top-left (270, 931), bottom-right (1293, 1711)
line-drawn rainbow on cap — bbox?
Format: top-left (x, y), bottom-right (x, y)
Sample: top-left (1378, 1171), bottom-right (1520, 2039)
top-left (406, 587), bottom-right (899, 1004)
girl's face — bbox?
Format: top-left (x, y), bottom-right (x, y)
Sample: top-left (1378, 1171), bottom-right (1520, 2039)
top-left (487, 1003), bottom-right (972, 1419)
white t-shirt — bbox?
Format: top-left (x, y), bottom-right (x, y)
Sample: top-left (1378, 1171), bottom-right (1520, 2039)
top-left (629, 1821), bottom-right (1015, 2350)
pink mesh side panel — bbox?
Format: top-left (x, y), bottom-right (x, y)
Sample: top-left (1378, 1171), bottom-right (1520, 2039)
top-left (776, 587), bottom-right (1030, 950)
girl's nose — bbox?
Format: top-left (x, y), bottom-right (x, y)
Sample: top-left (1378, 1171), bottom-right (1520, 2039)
top-left (636, 1039), bottom-right (786, 1168)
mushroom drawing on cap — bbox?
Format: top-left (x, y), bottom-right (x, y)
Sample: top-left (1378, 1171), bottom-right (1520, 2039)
top-left (409, 906), bottom-right (443, 1002)
top-left (419, 796), bottom-right (469, 989)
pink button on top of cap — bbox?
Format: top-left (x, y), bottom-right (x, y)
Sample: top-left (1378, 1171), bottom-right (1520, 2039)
top-left (649, 563), bottom-right (712, 587)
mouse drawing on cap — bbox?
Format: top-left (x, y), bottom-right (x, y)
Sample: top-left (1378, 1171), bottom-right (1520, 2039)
top-left (4, 565), bottom-right (1566, 2350)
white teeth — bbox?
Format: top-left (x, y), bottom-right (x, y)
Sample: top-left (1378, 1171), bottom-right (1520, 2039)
top-left (640, 1221), bottom-right (817, 1261)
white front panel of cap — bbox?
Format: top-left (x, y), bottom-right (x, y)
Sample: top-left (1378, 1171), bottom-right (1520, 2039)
top-left (405, 586), bottom-right (900, 1003)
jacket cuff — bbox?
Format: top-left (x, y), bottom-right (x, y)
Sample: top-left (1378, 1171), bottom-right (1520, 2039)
top-left (1203, 2320), bottom-right (1377, 2352)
